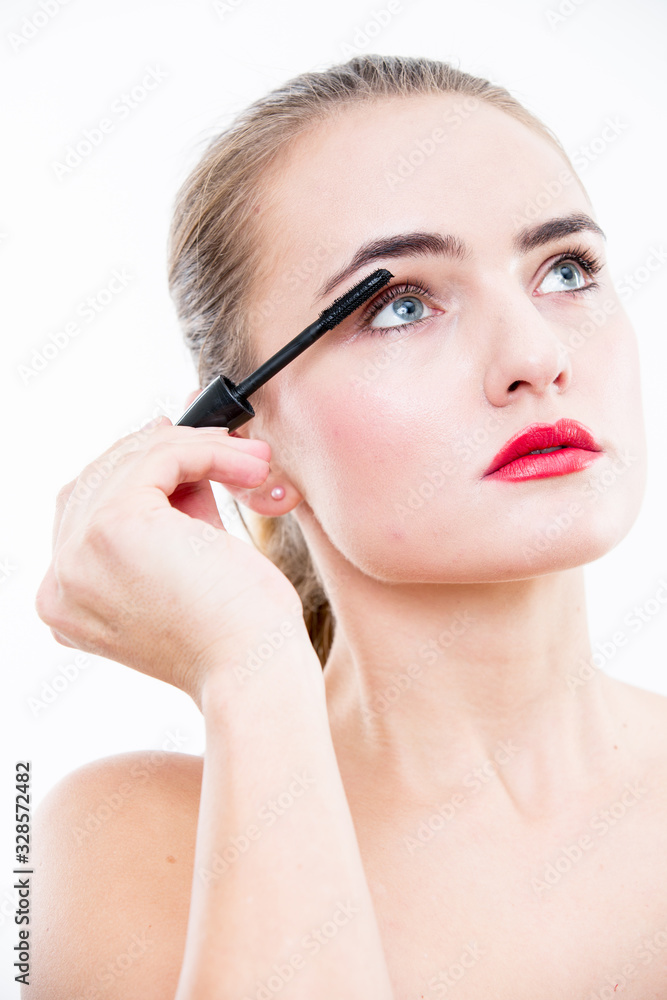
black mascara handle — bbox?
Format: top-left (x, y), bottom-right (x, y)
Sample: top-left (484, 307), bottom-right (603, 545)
top-left (175, 375), bottom-right (255, 430)
top-left (174, 268), bottom-right (393, 430)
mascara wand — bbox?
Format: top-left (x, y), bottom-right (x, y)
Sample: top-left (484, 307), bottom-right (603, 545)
top-left (175, 268), bottom-right (394, 430)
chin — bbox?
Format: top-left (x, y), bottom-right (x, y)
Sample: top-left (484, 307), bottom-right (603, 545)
top-left (503, 488), bottom-right (646, 579)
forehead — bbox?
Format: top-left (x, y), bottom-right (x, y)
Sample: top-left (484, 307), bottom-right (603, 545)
top-left (257, 94), bottom-right (586, 275)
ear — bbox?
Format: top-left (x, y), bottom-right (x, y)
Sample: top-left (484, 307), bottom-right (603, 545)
top-left (225, 429), bottom-right (303, 518)
top-left (224, 463), bottom-right (303, 518)
top-left (183, 388), bottom-right (303, 516)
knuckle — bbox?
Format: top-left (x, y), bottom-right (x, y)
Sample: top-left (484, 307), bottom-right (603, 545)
top-left (111, 435), bottom-right (142, 461)
top-left (148, 440), bottom-right (181, 475)
top-left (56, 480), bottom-right (77, 506)
top-left (51, 548), bottom-right (82, 597)
top-left (80, 510), bottom-right (118, 555)
top-left (49, 627), bottom-right (77, 649)
top-left (82, 429), bottom-right (150, 481)
top-left (150, 439), bottom-right (173, 459)
top-left (34, 573), bottom-right (57, 625)
top-left (54, 517), bottom-right (113, 592)
top-left (35, 571), bottom-right (75, 640)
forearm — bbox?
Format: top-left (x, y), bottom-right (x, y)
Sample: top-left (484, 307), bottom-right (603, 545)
top-left (174, 625), bottom-right (394, 1000)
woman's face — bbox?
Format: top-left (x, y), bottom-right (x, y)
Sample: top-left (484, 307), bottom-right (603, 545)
top-left (245, 94), bottom-right (647, 583)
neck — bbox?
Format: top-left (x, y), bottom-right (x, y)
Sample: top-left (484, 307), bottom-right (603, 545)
top-left (317, 560), bottom-right (624, 818)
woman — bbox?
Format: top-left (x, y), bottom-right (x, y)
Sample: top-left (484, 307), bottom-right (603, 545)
top-left (31, 54), bottom-right (667, 998)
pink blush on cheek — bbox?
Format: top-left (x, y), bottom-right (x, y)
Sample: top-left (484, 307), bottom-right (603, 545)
top-left (388, 525), bottom-right (407, 542)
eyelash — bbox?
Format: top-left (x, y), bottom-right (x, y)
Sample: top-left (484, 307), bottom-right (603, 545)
top-left (355, 244), bottom-right (604, 336)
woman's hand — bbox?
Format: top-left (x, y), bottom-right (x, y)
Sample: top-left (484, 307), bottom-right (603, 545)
top-left (35, 416), bottom-right (305, 706)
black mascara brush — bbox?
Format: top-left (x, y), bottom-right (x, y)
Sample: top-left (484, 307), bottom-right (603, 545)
top-left (176, 268), bottom-right (394, 430)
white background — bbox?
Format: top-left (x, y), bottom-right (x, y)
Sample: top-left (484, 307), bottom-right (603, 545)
top-left (1, 0), bottom-right (666, 994)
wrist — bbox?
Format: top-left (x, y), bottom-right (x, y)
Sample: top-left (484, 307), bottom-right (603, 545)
top-left (199, 619), bottom-right (326, 719)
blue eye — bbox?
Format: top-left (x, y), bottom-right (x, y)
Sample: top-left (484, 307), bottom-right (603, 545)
top-left (358, 281), bottom-right (436, 334)
top-left (538, 255), bottom-right (600, 294)
top-left (370, 293), bottom-right (430, 328)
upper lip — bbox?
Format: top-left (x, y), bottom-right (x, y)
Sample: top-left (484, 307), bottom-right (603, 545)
top-left (484, 418), bottom-right (603, 476)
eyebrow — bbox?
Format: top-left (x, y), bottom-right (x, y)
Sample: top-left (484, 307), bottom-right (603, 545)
top-left (315, 212), bottom-right (606, 302)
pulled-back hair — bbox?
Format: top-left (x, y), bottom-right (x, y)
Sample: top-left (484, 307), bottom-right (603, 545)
top-left (167, 53), bottom-right (580, 668)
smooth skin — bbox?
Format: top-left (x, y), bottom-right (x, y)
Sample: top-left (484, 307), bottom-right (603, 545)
top-left (31, 94), bottom-right (667, 998)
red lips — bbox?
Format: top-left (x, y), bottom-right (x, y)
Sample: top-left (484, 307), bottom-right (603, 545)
top-left (484, 418), bottom-right (603, 478)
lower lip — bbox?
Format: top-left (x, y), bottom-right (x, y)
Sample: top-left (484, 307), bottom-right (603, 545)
top-left (485, 447), bottom-right (602, 481)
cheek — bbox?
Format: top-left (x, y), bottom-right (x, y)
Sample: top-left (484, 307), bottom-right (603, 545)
top-left (307, 381), bottom-right (417, 509)
top-left (579, 313), bottom-right (645, 449)
top-left (294, 372), bottom-right (474, 567)
top-left (566, 314), bottom-right (647, 526)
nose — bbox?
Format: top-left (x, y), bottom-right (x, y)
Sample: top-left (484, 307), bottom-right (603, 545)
top-left (481, 289), bottom-right (573, 407)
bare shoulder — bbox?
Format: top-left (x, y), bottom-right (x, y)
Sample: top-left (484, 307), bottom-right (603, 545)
top-left (604, 676), bottom-right (667, 795)
top-left (28, 750), bottom-right (204, 999)
top-left (607, 676), bottom-right (667, 740)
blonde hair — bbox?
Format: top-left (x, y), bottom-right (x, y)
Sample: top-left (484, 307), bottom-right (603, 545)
top-left (167, 53), bottom-right (580, 669)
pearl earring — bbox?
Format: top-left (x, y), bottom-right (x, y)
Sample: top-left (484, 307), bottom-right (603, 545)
top-left (270, 486), bottom-right (285, 500)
